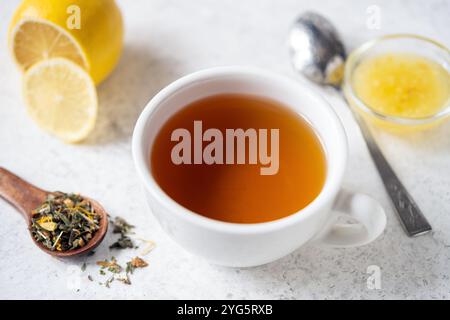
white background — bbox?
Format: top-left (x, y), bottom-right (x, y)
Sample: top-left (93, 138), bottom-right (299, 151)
top-left (0, 0), bottom-right (449, 299)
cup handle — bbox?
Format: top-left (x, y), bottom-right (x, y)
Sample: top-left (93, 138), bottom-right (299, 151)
top-left (312, 189), bottom-right (386, 247)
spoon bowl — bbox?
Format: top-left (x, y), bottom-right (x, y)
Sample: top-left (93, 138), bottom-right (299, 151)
top-left (288, 11), bottom-right (346, 86)
top-left (0, 167), bottom-right (108, 257)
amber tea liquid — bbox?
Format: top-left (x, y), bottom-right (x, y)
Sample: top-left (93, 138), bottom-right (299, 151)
top-left (151, 94), bottom-right (326, 223)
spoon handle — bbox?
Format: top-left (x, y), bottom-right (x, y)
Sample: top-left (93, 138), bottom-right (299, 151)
top-left (355, 117), bottom-right (432, 237)
top-left (0, 167), bottom-right (47, 221)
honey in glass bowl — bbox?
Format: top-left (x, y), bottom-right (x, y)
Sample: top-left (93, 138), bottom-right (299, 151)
top-left (344, 35), bottom-right (450, 132)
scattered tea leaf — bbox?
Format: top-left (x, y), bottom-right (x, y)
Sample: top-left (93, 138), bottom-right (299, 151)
top-left (111, 217), bottom-right (134, 235)
top-left (125, 262), bottom-right (134, 274)
top-left (85, 217), bottom-right (155, 288)
top-left (96, 257), bottom-right (122, 273)
top-left (126, 256), bottom-right (148, 274)
top-left (105, 276), bottom-right (114, 288)
top-left (131, 257), bottom-right (148, 268)
top-left (116, 274), bottom-right (131, 285)
top-left (109, 217), bottom-right (136, 250)
top-left (109, 235), bottom-right (134, 250)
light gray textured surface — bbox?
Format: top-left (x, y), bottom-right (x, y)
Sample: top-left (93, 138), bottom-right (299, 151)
top-left (0, 0), bottom-right (449, 299)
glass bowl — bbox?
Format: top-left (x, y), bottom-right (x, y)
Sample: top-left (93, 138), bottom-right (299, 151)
top-left (343, 34), bottom-right (450, 132)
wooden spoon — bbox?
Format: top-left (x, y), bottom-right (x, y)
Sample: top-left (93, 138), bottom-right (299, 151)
top-left (0, 167), bottom-right (108, 257)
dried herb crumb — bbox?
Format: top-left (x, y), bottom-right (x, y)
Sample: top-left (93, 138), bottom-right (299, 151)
top-left (112, 217), bottom-right (134, 235)
top-left (93, 256), bottom-right (148, 288)
top-left (105, 276), bottom-right (114, 288)
top-left (109, 217), bottom-right (135, 250)
top-left (126, 256), bottom-right (148, 274)
top-left (109, 235), bottom-right (134, 250)
top-left (96, 257), bottom-right (122, 273)
top-left (117, 274), bottom-right (131, 285)
top-left (131, 256), bottom-right (148, 268)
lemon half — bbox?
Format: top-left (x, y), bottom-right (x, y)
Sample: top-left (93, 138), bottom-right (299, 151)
top-left (11, 18), bottom-right (88, 72)
top-left (23, 58), bottom-right (98, 143)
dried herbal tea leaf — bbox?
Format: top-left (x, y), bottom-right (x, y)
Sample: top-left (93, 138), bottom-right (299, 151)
top-left (96, 261), bottom-right (111, 268)
top-left (30, 192), bottom-right (101, 252)
top-left (125, 262), bottom-right (134, 274)
top-left (109, 235), bottom-right (134, 250)
top-left (81, 263), bottom-right (87, 272)
top-left (111, 217), bottom-right (134, 235)
top-left (131, 257), bottom-right (148, 268)
top-left (105, 276), bottom-right (114, 288)
top-left (96, 258), bottom-right (116, 268)
top-left (38, 221), bottom-right (57, 232)
top-left (116, 274), bottom-right (131, 285)
top-left (96, 257), bottom-right (122, 273)
top-left (108, 264), bottom-right (122, 274)
top-left (109, 216), bottom-right (136, 250)
top-left (126, 256), bottom-right (148, 274)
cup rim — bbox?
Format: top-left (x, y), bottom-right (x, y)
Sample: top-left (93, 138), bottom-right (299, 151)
top-left (132, 66), bottom-right (348, 234)
top-left (343, 34), bottom-right (450, 125)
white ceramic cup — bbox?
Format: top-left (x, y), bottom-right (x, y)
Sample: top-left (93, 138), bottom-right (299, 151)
top-left (132, 67), bottom-right (386, 267)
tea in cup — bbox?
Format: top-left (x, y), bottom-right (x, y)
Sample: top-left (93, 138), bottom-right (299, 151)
top-left (132, 67), bottom-right (386, 267)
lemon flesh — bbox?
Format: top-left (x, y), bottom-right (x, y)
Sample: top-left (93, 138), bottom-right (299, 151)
top-left (23, 58), bottom-right (97, 143)
top-left (11, 19), bottom-right (88, 72)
